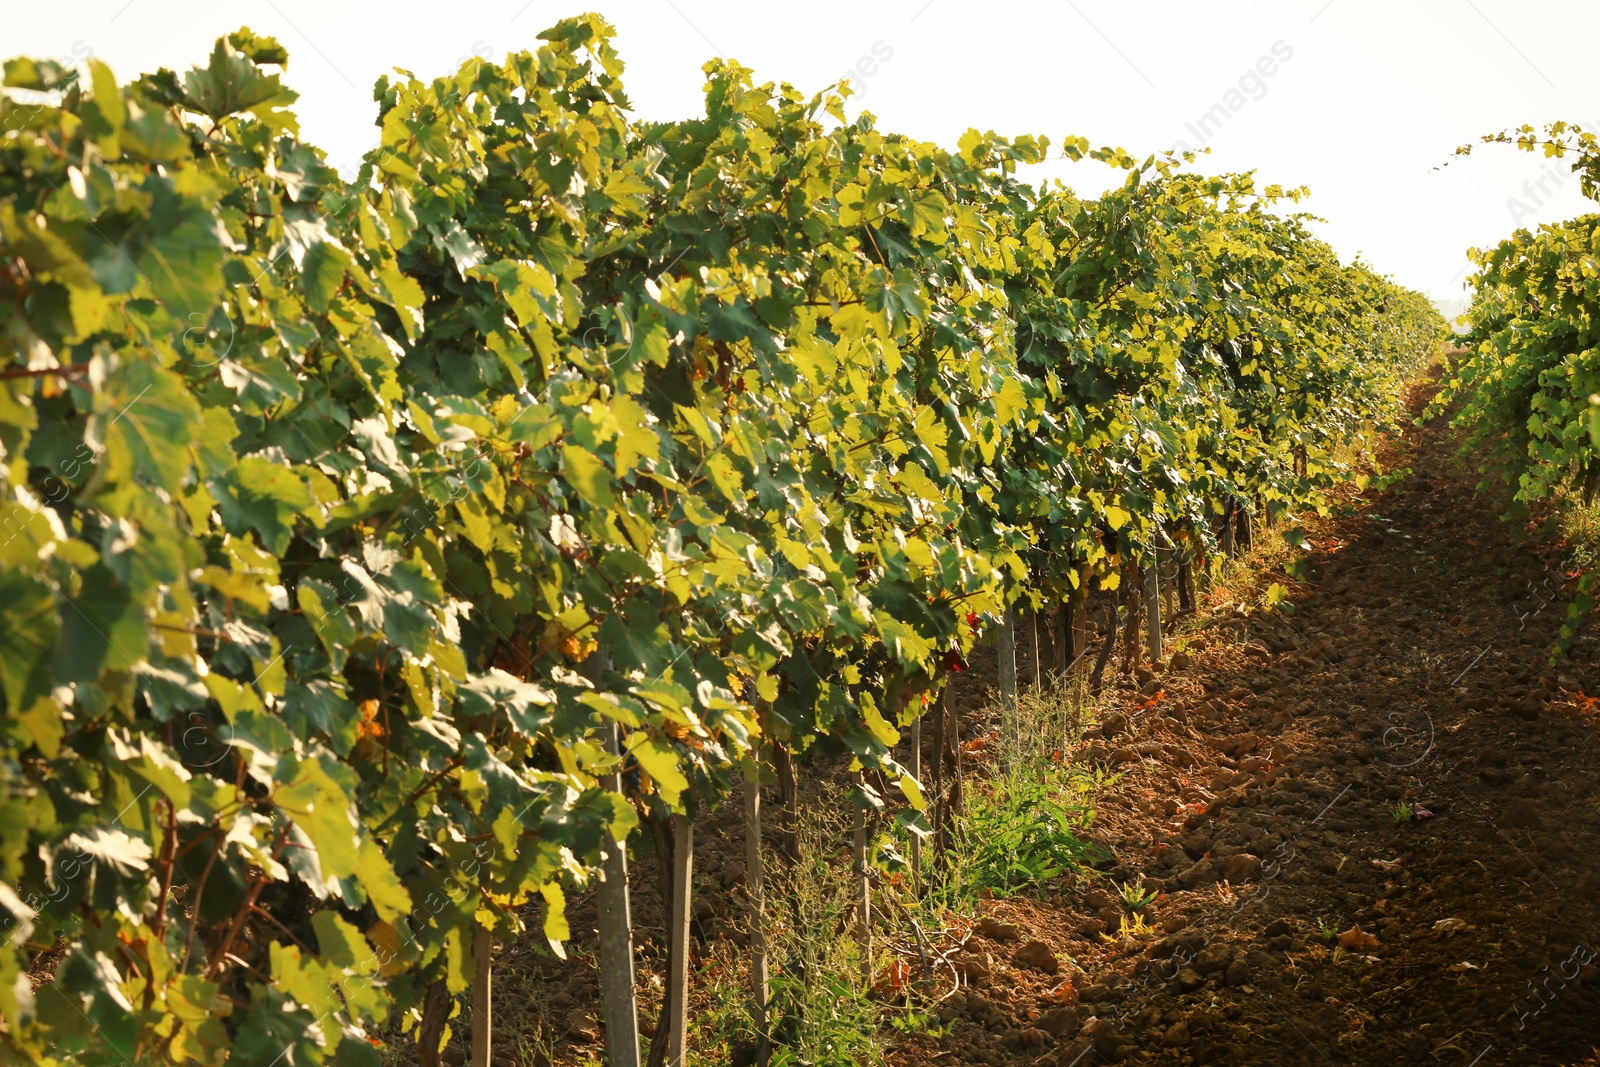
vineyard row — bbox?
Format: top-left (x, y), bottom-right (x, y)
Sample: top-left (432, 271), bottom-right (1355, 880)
top-left (0, 18), bottom-right (1445, 1067)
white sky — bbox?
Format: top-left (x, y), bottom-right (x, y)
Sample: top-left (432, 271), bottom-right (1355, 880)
top-left (13, 0), bottom-right (1600, 301)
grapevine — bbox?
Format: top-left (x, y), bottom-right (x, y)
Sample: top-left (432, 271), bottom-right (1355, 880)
top-left (0, 21), bottom-right (1444, 1066)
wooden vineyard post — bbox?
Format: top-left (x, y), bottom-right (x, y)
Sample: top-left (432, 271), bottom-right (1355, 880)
top-left (996, 607), bottom-right (1018, 774)
top-left (907, 715), bottom-right (922, 891)
top-left (582, 643), bottom-right (641, 1067)
top-left (1026, 607), bottom-right (1042, 689)
top-left (1031, 605), bottom-right (1047, 689)
top-left (1144, 550), bottom-right (1163, 668)
top-left (644, 816), bottom-right (673, 1067)
top-left (945, 688), bottom-right (964, 824)
top-left (596, 721), bottom-right (641, 1067)
top-left (774, 742), bottom-right (800, 863)
top-left (743, 756), bottom-right (769, 1038)
top-left (852, 790), bottom-right (872, 988)
top-left (470, 925), bottom-right (492, 1067)
top-left (1161, 545), bottom-right (1176, 623)
top-left (665, 814), bottom-right (694, 1067)
top-left (1238, 504), bottom-right (1254, 553)
top-left (1220, 501), bottom-right (1236, 559)
top-left (931, 686), bottom-right (947, 870)
top-left (1053, 600), bottom-right (1070, 687)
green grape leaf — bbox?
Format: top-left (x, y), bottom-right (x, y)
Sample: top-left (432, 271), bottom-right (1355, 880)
top-left (562, 444), bottom-right (615, 507)
top-left (179, 37), bottom-right (289, 119)
top-left (137, 182), bottom-right (225, 321)
top-left (0, 574), bottom-right (57, 713)
top-left (274, 757), bottom-right (360, 884)
top-left (211, 457), bottom-right (314, 554)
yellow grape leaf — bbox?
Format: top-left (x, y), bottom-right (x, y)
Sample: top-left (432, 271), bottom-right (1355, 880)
top-left (562, 444), bottom-right (616, 508)
top-left (541, 883), bottom-right (570, 959)
top-left (627, 734), bottom-right (689, 807)
top-left (899, 773), bottom-right (926, 811)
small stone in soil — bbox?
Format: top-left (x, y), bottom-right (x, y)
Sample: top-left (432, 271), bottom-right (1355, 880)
top-left (565, 1009), bottom-right (600, 1043)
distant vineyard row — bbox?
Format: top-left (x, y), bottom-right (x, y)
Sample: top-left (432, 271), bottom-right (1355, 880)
top-left (1437, 122), bottom-right (1600, 652)
top-left (0, 18), bottom-right (1443, 1066)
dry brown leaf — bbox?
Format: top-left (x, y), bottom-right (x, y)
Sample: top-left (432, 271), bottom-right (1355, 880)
top-left (1040, 978), bottom-right (1079, 1004)
top-left (1337, 925), bottom-right (1380, 950)
top-left (1020, 1028), bottom-right (1051, 1048)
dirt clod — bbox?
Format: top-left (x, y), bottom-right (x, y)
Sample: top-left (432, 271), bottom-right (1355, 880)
top-left (1037, 1006), bottom-right (1081, 1036)
top-left (1013, 940), bottom-right (1060, 975)
top-left (1174, 859), bottom-right (1217, 890)
top-left (977, 917), bottom-right (1021, 942)
top-left (1220, 853), bottom-right (1262, 883)
top-left (1020, 1027), bottom-right (1051, 1048)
